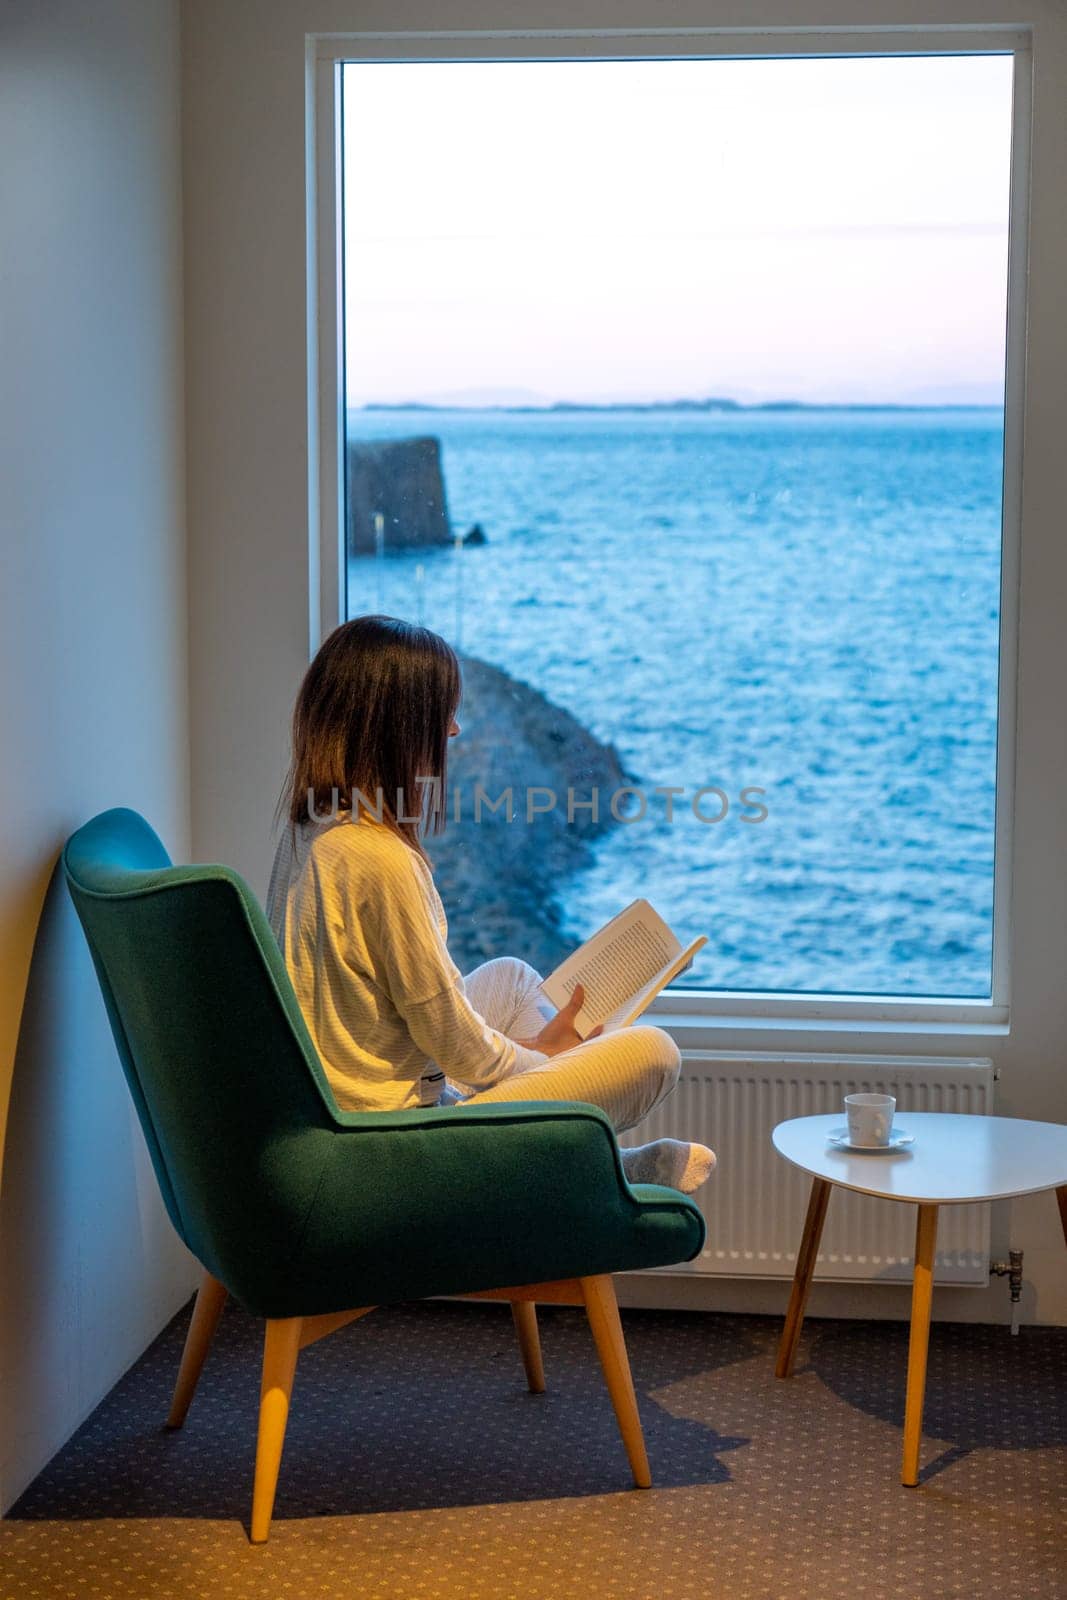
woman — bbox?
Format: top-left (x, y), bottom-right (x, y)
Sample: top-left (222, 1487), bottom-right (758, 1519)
top-left (266, 615), bottom-right (715, 1193)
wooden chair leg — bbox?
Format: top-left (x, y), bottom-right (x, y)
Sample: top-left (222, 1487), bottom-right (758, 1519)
top-left (776, 1176), bottom-right (832, 1378)
top-left (250, 1317), bottom-right (302, 1544)
top-left (166, 1271), bottom-right (228, 1428)
top-left (902, 1204), bottom-right (939, 1488)
top-left (580, 1274), bottom-right (651, 1489)
top-left (510, 1300), bottom-right (546, 1393)
top-left (1056, 1185), bottom-right (1067, 1251)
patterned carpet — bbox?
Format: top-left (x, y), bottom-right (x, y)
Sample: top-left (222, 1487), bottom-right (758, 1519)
top-left (4, 1297), bottom-right (1066, 1599)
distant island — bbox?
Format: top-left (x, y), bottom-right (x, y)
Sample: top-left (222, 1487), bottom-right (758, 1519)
top-left (354, 396), bottom-right (1003, 415)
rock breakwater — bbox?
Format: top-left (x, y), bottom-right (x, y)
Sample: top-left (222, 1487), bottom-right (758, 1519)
top-left (430, 654), bottom-right (632, 976)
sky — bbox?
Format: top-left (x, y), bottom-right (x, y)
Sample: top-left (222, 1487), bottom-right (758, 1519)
top-left (341, 54), bottom-right (1014, 408)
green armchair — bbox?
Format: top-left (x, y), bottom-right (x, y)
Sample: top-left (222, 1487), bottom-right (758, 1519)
top-left (63, 808), bottom-right (705, 1541)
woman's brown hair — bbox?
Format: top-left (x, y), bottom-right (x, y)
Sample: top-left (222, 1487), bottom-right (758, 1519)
top-left (275, 615), bottom-right (461, 861)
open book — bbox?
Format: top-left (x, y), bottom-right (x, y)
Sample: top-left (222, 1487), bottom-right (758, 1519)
top-left (540, 899), bottom-right (708, 1039)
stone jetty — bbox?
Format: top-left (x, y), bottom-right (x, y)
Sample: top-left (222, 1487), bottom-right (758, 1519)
top-left (429, 654), bottom-right (632, 977)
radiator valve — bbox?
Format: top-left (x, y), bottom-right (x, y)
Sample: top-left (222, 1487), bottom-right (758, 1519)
top-left (989, 1248), bottom-right (1024, 1335)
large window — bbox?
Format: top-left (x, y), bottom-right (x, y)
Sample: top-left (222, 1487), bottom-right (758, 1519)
top-left (324, 46), bottom-right (1022, 1007)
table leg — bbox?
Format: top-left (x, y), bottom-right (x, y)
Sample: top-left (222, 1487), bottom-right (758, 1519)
top-left (775, 1176), bottom-right (833, 1379)
top-left (1056, 1186), bottom-right (1067, 1251)
top-left (902, 1203), bottom-right (939, 1487)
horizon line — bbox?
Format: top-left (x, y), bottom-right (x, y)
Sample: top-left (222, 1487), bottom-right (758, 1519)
top-left (348, 397), bottom-right (1005, 415)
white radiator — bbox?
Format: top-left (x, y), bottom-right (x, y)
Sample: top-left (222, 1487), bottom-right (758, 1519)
top-left (620, 1053), bottom-right (995, 1285)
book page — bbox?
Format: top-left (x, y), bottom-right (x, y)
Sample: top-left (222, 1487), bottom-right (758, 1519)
top-left (541, 900), bottom-right (682, 1035)
top-left (600, 936), bottom-right (709, 1031)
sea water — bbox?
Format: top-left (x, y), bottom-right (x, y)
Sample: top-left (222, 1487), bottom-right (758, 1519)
top-left (346, 407), bottom-right (1003, 999)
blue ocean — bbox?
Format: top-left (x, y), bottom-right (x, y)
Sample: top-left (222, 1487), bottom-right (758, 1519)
top-left (346, 407), bottom-right (1004, 999)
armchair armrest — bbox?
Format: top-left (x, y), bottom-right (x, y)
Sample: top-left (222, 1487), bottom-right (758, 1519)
top-left (269, 1099), bottom-right (705, 1319)
top-left (331, 1095), bottom-right (627, 1186)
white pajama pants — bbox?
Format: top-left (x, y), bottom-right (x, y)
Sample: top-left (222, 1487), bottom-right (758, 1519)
top-left (447, 956), bottom-right (681, 1136)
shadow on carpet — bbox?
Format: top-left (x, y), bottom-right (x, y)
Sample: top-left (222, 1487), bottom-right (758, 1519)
top-left (8, 1299), bottom-right (756, 1525)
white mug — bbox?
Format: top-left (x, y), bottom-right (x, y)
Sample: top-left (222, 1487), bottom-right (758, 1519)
top-left (844, 1092), bottom-right (896, 1147)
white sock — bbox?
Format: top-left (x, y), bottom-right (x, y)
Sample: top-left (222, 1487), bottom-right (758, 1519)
top-left (620, 1138), bottom-right (716, 1194)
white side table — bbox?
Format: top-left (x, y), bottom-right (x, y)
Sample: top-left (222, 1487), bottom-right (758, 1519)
top-left (772, 1112), bottom-right (1067, 1486)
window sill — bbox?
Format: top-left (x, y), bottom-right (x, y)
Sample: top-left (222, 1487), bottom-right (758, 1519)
top-left (647, 1006), bottom-right (1009, 1055)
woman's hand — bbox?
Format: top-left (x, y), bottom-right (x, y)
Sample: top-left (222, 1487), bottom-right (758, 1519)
top-left (514, 982), bottom-right (603, 1057)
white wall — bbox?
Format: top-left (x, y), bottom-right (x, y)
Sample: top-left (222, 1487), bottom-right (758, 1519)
top-left (0, 0), bottom-right (196, 1512)
top-left (181, 1), bottom-right (1067, 1323)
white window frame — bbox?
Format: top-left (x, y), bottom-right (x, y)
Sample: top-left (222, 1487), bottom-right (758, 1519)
top-left (307, 25), bottom-right (1031, 1037)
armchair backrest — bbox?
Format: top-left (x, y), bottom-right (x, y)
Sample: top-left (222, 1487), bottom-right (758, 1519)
top-left (62, 808), bottom-right (340, 1289)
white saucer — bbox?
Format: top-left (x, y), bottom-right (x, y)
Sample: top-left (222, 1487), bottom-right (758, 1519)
top-left (827, 1126), bottom-right (914, 1153)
